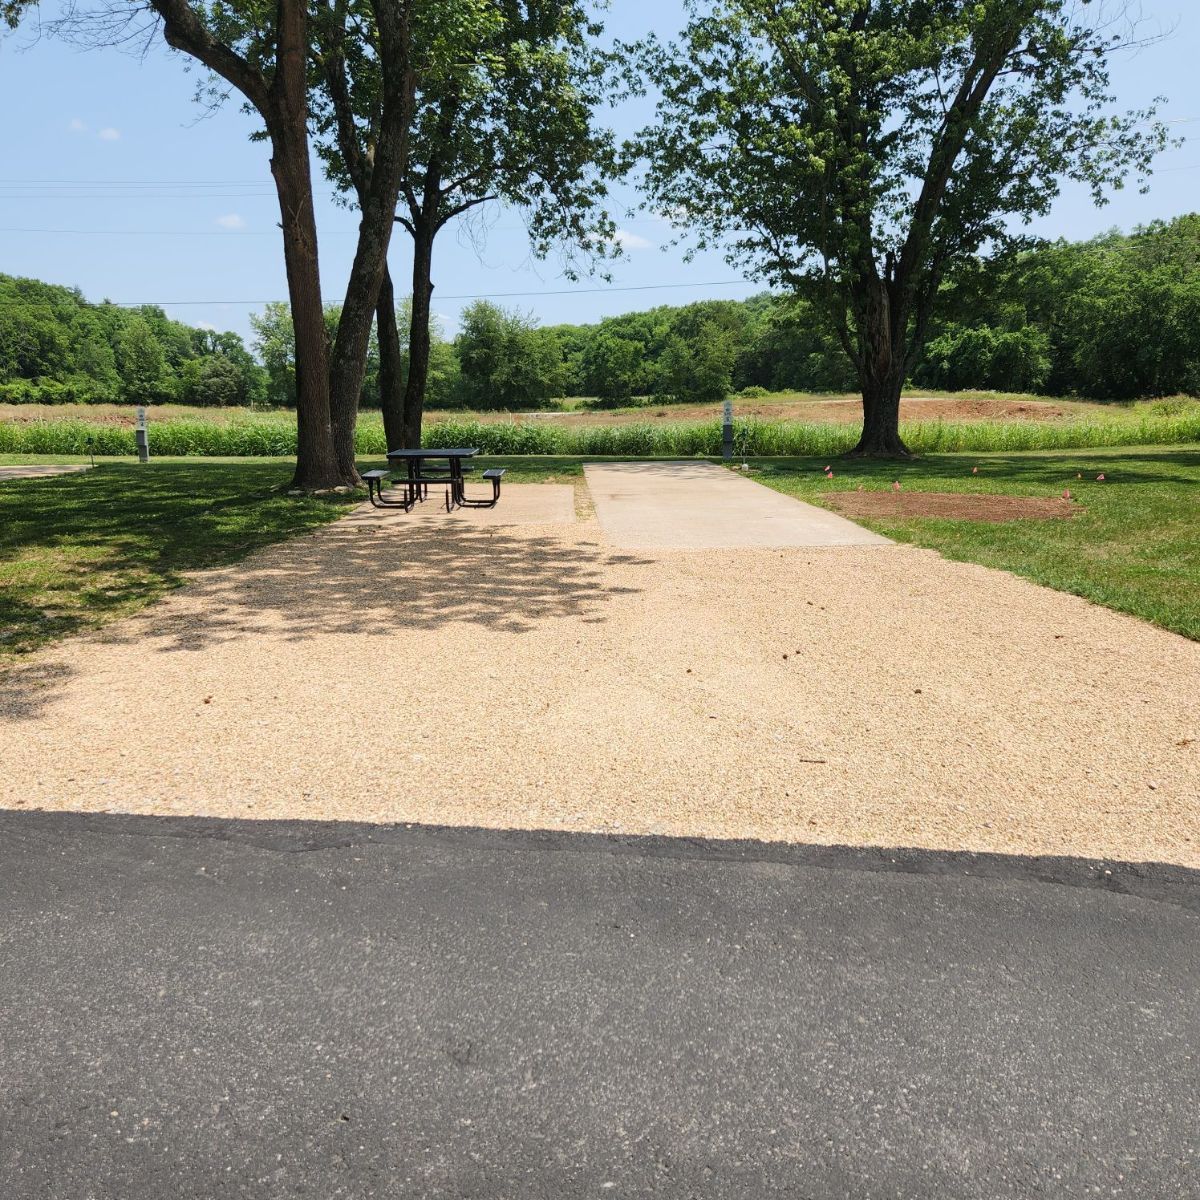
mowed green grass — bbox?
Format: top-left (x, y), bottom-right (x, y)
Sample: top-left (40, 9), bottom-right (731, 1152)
top-left (749, 446), bottom-right (1200, 640)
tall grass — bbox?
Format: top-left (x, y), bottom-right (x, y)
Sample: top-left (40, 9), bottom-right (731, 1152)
top-left (2, 410), bottom-right (1199, 458)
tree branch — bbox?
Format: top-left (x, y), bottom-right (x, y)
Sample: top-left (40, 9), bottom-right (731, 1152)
top-left (148, 0), bottom-right (270, 114)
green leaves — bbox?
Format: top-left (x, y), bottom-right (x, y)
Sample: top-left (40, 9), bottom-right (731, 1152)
top-left (632, 0), bottom-right (1172, 394)
top-left (0, 0), bottom-right (35, 30)
top-left (312, 0), bottom-right (618, 270)
top-left (0, 272), bottom-right (266, 407)
top-left (453, 300), bottom-right (567, 409)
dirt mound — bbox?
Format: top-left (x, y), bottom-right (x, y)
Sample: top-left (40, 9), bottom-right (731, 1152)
top-left (543, 394), bottom-right (1074, 428)
top-left (825, 490), bottom-right (1078, 522)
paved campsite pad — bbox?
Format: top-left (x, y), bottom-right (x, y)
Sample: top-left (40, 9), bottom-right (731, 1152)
top-left (343, 482), bottom-right (577, 528)
top-left (584, 460), bottom-right (891, 549)
top-left (1, 497), bottom-right (1197, 866)
top-left (0, 464), bottom-right (90, 481)
top-left (825, 489), bottom-right (1079, 522)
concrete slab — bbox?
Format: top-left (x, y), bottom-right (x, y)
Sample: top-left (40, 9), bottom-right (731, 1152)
top-left (583, 460), bottom-right (891, 549)
top-left (0, 464), bottom-right (91, 481)
top-left (344, 482), bottom-right (576, 528)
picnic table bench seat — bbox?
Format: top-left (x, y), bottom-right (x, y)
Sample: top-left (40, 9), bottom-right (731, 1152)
top-left (363, 467), bottom-right (421, 511)
top-left (367, 450), bottom-right (503, 513)
top-left (460, 467), bottom-right (505, 508)
top-left (363, 466), bottom-right (452, 511)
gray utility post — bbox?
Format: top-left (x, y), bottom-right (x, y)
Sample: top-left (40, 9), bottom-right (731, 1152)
top-left (722, 398), bottom-right (734, 460)
top-left (135, 406), bottom-right (150, 464)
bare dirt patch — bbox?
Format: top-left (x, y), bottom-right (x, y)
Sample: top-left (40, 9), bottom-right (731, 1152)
top-left (531, 394), bottom-right (1078, 428)
top-left (0, 393), bottom-right (1090, 432)
top-left (0, 403), bottom-right (251, 427)
top-left (824, 490), bottom-right (1078, 522)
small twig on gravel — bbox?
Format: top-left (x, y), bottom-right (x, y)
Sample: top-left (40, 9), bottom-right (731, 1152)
top-left (797, 758), bottom-right (827, 765)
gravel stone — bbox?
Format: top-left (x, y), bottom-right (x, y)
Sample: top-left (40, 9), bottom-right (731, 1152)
top-left (1, 502), bottom-right (1197, 866)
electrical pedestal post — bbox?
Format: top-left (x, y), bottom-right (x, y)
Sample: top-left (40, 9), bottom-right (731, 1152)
top-left (135, 406), bottom-right (150, 464)
top-left (722, 397), bottom-right (733, 461)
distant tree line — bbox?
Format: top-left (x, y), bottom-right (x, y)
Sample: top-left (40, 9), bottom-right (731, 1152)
top-left (0, 275), bottom-right (267, 406)
top-left (919, 215), bottom-right (1200, 401)
top-left (4, 216), bottom-right (1199, 411)
top-left (6, 0), bottom-right (1174, 475)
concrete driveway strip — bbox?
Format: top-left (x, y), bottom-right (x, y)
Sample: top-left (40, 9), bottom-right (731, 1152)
top-left (583, 460), bottom-right (891, 549)
top-left (0, 465), bottom-right (91, 481)
top-left (2, 812), bottom-right (1197, 1200)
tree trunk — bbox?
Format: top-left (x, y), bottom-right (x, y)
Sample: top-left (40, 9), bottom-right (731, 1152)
top-left (328, 194), bottom-right (398, 481)
top-left (147, 0), bottom-right (347, 489)
top-left (268, 118), bottom-right (345, 490)
top-left (402, 223), bottom-right (435, 451)
top-left (851, 375), bottom-right (910, 456)
top-left (325, 14), bottom-right (414, 482)
top-left (375, 264), bottom-right (407, 450)
top-left (847, 281), bottom-right (912, 458)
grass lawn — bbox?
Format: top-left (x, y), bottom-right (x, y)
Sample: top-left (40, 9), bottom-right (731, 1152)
top-left (748, 445), bottom-right (1200, 641)
top-left (0, 461), bottom-right (355, 657)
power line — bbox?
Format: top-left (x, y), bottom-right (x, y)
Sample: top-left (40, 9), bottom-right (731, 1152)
top-left (0, 178), bottom-right (273, 185)
top-left (0, 280), bottom-right (754, 307)
top-left (0, 191), bottom-right (283, 201)
top-left (0, 226), bottom-right (358, 237)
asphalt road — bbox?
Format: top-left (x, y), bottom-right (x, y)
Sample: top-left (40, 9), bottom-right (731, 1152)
top-left (1, 812), bottom-right (1197, 1199)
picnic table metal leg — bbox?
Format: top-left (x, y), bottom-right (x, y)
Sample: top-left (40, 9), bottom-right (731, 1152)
top-left (369, 472), bottom-right (416, 511)
top-left (406, 461), bottom-right (419, 507)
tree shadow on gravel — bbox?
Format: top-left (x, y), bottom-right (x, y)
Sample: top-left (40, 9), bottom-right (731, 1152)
top-left (96, 521), bottom-right (650, 653)
top-left (0, 659), bottom-right (76, 722)
top-left (0, 462), bottom-right (353, 656)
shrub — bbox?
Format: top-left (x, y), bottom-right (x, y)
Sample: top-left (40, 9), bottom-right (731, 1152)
top-left (919, 325), bottom-right (1051, 393)
top-left (0, 378), bottom-right (113, 405)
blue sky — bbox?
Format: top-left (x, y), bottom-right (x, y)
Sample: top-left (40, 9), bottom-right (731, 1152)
top-left (0, 1), bottom-right (1196, 346)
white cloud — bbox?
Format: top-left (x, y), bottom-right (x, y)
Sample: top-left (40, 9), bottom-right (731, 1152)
top-left (97, 127), bottom-right (121, 142)
top-left (215, 213), bottom-right (246, 230)
top-left (196, 321), bottom-right (218, 331)
top-left (610, 228), bottom-right (654, 251)
top-left (68, 118), bottom-right (88, 134)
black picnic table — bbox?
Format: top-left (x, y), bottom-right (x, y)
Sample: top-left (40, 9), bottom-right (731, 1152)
top-left (364, 447), bottom-right (504, 513)
top-left (387, 448), bottom-right (478, 510)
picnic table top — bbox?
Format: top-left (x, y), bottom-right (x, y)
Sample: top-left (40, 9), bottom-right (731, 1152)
top-left (385, 447), bottom-right (480, 459)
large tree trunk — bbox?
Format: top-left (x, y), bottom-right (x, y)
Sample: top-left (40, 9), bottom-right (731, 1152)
top-left (848, 281), bottom-right (912, 458)
top-left (401, 222), bottom-right (435, 451)
top-left (151, 0), bottom-right (347, 490)
top-left (269, 130), bottom-right (344, 490)
top-left (325, 8), bottom-right (414, 481)
top-left (375, 264), bottom-right (407, 450)
top-left (851, 376), bottom-right (910, 456)
top-left (329, 198), bottom-right (398, 480)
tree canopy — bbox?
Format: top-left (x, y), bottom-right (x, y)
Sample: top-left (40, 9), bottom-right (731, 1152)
top-left (633, 0), bottom-right (1171, 452)
top-left (312, 0), bottom-right (619, 448)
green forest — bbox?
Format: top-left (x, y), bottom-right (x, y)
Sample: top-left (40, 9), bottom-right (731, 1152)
top-left (4, 215), bottom-right (1199, 411)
